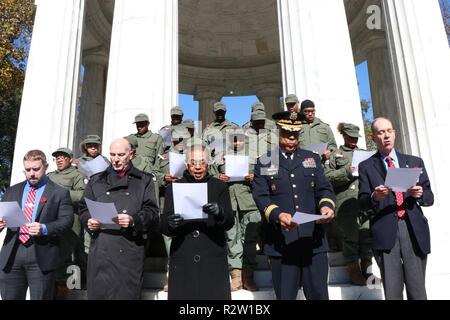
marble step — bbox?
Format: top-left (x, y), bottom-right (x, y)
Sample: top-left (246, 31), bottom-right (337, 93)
top-left (62, 284), bottom-right (384, 301)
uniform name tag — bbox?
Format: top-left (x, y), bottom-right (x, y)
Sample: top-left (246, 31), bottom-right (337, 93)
top-left (302, 158), bottom-right (317, 168)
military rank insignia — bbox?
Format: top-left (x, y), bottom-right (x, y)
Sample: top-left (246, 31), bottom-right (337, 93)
top-left (302, 157), bottom-right (317, 168)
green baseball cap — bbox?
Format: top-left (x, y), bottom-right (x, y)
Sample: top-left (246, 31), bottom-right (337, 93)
top-left (82, 134), bottom-right (101, 145)
top-left (285, 94), bottom-right (299, 104)
top-left (213, 102), bottom-right (227, 112)
top-left (170, 106), bottom-right (183, 116)
top-left (52, 147), bottom-right (73, 158)
top-left (341, 123), bottom-right (361, 138)
top-left (251, 102), bottom-right (265, 112)
top-left (251, 110), bottom-right (266, 121)
top-left (133, 113), bottom-right (149, 123)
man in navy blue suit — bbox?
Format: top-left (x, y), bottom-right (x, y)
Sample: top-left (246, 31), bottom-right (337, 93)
top-left (358, 117), bottom-right (434, 300)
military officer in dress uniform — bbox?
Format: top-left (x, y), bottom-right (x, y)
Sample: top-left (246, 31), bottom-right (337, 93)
top-left (252, 111), bottom-right (336, 300)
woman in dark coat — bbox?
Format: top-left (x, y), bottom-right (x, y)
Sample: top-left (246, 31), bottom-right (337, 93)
top-left (160, 145), bottom-right (234, 300)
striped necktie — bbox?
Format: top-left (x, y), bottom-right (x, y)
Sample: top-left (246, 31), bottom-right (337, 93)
top-left (19, 187), bottom-right (36, 244)
top-left (386, 157), bottom-right (406, 218)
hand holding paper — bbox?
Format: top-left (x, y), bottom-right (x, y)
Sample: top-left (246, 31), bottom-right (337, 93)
top-left (384, 168), bottom-right (422, 192)
top-left (84, 198), bottom-right (118, 225)
top-left (0, 201), bottom-right (28, 227)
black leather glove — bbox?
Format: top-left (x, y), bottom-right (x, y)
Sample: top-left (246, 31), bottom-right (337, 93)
top-left (202, 202), bottom-right (224, 220)
top-left (167, 213), bottom-right (184, 230)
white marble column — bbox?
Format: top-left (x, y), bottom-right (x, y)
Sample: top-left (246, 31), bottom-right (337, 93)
top-left (277, 0), bottom-right (365, 147)
top-left (253, 83), bottom-right (283, 118)
top-left (366, 45), bottom-right (405, 152)
top-left (382, 0), bottom-right (450, 295)
top-left (195, 86), bottom-right (224, 130)
top-left (11, 0), bottom-right (85, 183)
top-left (102, 0), bottom-right (178, 149)
top-left (74, 49), bottom-right (108, 157)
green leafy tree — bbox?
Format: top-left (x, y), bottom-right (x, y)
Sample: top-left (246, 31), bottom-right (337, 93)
top-left (0, 0), bottom-right (35, 191)
top-left (360, 99), bottom-right (376, 151)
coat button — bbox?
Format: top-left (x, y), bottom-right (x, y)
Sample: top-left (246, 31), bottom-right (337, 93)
top-left (192, 230), bottom-right (200, 238)
top-left (122, 210), bottom-right (127, 214)
top-left (291, 174), bottom-right (295, 178)
top-left (106, 192), bottom-right (110, 195)
top-left (119, 249), bottom-right (123, 253)
top-left (296, 206), bottom-right (299, 209)
top-left (125, 192), bottom-right (130, 196)
top-left (292, 184), bottom-right (297, 188)
top-left (194, 254), bottom-right (201, 263)
top-left (294, 195), bottom-right (298, 199)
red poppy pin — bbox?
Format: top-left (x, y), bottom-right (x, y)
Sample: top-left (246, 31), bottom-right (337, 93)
top-left (40, 197), bottom-right (47, 204)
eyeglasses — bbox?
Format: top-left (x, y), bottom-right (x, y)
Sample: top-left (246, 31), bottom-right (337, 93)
top-left (54, 155), bottom-right (69, 161)
top-left (188, 159), bottom-right (207, 166)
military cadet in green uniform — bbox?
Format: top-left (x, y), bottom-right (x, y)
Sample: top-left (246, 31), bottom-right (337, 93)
top-left (73, 134), bottom-right (110, 255)
top-left (284, 94), bottom-right (302, 113)
top-left (202, 102), bottom-right (239, 160)
top-left (182, 119), bottom-right (195, 137)
top-left (48, 147), bottom-right (87, 295)
top-left (160, 106), bottom-right (185, 152)
top-left (161, 106), bottom-right (184, 130)
top-left (215, 131), bottom-right (260, 292)
top-left (73, 134), bottom-right (110, 166)
top-left (128, 113), bottom-right (164, 171)
top-left (324, 123), bottom-right (373, 286)
top-left (242, 102), bottom-right (277, 130)
top-left (298, 99), bottom-right (337, 161)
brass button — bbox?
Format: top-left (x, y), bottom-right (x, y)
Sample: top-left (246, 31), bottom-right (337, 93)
top-left (194, 254), bottom-right (201, 263)
top-left (292, 184), bottom-right (297, 188)
top-left (106, 192), bottom-right (110, 195)
top-left (291, 174), bottom-right (295, 178)
top-left (122, 209), bottom-right (127, 214)
top-left (192, 230), bottom-right (200, 238)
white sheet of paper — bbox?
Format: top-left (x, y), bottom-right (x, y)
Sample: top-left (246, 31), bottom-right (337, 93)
top-left (78, 156), bottom-right (109, 178)
top-left (169, 152), bottom-right (186, 178)
top-left (291, 211), bottom-right (324, 225)
top-left (0, 201), bottom-right (28, 227)
top-left (305, 143), bottom-right (328, 156)
top-left (159, 128), bottom-right (172, 147)
top-left (173, 183), bottom-right (208, 220)
top-left (84, 198), bottom-right (118, 225)
top-left (225, 155), bottom-right (249, 182)
top-left (351, 150), bottom-right (376, 176)
top-left (384, 168), bottom-right (422, 192)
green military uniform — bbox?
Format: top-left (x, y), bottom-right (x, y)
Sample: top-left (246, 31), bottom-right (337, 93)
top-left (128, 130), bottom-right (164, 170)
top-left (324, 123), bottom-right (373, 286)
top-left (215, 136), bottom-right (261, 276)
top-left (48, 147), bottom-right (87, 286)
top-left (325, 145), bottom-right (372, 261)
top-left (202, 102), bottom-right (239, 161)
top-left (299, 117), bottom-right (337, 153)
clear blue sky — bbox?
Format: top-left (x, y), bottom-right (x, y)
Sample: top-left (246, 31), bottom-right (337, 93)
top-left (180, 63), bottom-right (374, 125)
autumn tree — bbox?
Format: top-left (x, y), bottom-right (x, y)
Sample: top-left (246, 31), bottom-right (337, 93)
top-left (0, 0), bottom-right (35, 191)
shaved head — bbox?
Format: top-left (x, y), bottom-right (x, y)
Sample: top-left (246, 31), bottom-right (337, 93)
top-left (110, 138), bottom-right (131, 171)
